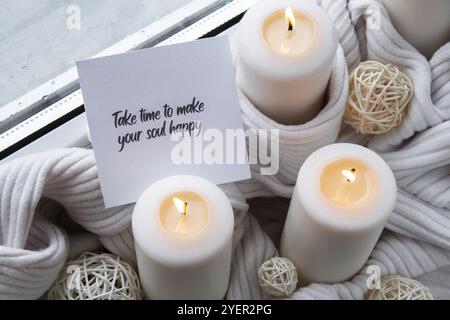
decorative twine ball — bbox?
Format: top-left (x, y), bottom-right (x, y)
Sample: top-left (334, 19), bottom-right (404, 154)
top-left (258, 257), bottom-right (298, 297)
top-left (48, 252), bottom-right (143, 300)
top-left (368, 275), bottom-right (433, 300)
top-left (344, 60), bottom-right (414, 135)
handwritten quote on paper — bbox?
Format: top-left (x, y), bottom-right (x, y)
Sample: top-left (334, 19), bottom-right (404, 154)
top-left (112, 97), bottom-right (205, 152)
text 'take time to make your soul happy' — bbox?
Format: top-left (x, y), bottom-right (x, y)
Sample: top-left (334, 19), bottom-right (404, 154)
top-left (112, 97), bottom-right (205, 152)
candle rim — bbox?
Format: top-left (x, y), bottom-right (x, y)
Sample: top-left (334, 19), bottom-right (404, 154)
top-left (236, 0), bottom-right (339, 78)
top-left (319, 157), bottom-right (378, 207)
top-left (260, 8), bottom-right (318, 58)
top-left (158, 190), bottom-right (210, 238)
top-left (296, 143), bottom-right (397, 232)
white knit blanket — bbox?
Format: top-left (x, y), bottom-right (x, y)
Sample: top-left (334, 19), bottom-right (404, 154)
top-left (1, 0), bottom-right (449, 300)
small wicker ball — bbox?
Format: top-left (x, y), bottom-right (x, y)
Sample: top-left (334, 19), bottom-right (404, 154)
top-left (344, 60), bottom-right (414, 135)
top-left (258, 257), bottom-right (298, 297)
top-left (368, 275), bottom-right (433, 300)
top-left (48, 252), bottom-right (143, 300)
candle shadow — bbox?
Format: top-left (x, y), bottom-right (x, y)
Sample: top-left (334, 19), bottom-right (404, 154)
top-left (248, 197), bottom-right (290, 249)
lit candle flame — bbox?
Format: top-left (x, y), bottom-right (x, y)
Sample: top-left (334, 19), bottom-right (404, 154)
top-left (342, 168), bottom-right (356, 183)
top-left (285, 7), bottom-right (295, 31)
top-left (173, 197), bottom-right (188, 216)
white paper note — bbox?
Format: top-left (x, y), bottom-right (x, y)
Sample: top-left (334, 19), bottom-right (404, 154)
top-left (77, 37), bottom-right (250, 208)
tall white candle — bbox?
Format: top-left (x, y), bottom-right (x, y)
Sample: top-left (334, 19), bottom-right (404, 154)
top-left (132, 175), bottom-right (234, 299)
top-left (280, 144), bottom-right (397, 284)
top-left (383, 0), bottom-right (450, 59)
top-left (235, 0), bottom-right (338, 125)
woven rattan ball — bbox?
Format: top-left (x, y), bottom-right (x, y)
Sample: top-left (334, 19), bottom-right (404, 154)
top-left (48, 252), bottom-right (143, 300)
top-left (368, 275), bottom-right (433, 300)
top-left (258, 257), bottom-right (298, 297)
top-left (344, 60), bottom-right (414, 135)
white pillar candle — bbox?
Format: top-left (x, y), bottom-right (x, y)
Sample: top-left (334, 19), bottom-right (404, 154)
top-left (132, 175), bottom-right (234, 300)
top-left (235, 0), bottom-right (338, 125)
top-left (280, 143), bottom-right (397, 284)
top-left (383, 0), bottom-right (450, 59)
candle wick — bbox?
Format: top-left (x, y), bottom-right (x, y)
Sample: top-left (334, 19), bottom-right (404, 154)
top-left (182, 202), bottom-right (188, 216)
top-left (347, 169), bottom-right (356, 182)
top-left (288, 24), bottom-right (294, 32)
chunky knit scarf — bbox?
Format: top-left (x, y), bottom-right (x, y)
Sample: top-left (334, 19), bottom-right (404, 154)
top-left (1, 0), bottom-right (449, 299)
